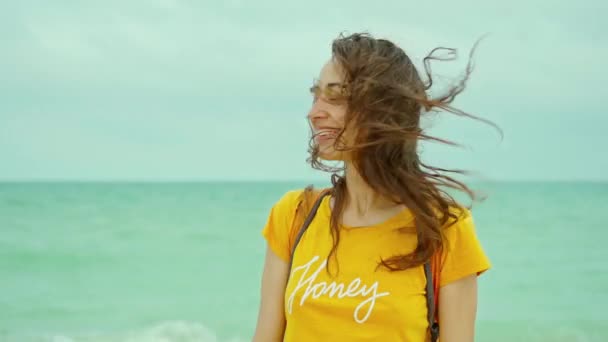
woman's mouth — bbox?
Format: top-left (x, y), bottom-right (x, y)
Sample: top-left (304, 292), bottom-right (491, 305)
top-left (314, 129), bottom-right (339, 143)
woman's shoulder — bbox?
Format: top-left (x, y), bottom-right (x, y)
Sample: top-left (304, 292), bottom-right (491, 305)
top-left (262, 190), bottom-right (306, 260)
top-left (272, 189), bottom-right (306, 211)
top-left (268, 189), bottom-right (308, 224)
top-left (438, 204), bottom-right (491, 285)
top-left (262, 188), bottom-right (328, 261)
top-left (442, 204), bottom-right (473, 229)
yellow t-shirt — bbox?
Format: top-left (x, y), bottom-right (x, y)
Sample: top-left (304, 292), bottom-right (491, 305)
top-left (262, 189), bottom-right (491, 342)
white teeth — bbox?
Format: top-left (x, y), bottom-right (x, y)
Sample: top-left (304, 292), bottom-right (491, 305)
top-left (316, 129), bottom-right (338, 137)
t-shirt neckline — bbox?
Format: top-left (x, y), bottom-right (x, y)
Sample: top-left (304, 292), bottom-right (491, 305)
top-left (319, 195), bottom-right (415, 231)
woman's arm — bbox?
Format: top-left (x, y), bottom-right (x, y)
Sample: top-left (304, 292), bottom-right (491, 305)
top-left (438, 274), bottom-right (479, 342)
top-left (252, 246), bottom-right (290, 342)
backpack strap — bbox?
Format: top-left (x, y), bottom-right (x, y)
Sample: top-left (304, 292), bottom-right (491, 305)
top-left (286, 190), bottom-right (330, 280)
top-left (287, 191), bottom-right (440, 341)
top-left (424, 261), bottom-right (440, 342)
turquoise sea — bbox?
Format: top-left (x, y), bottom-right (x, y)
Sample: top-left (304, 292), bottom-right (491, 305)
top-left (1, 181), bottom-right (606, 341)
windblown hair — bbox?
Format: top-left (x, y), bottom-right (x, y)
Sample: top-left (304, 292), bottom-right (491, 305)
top-left (298, 32), bottom-right (501, 273)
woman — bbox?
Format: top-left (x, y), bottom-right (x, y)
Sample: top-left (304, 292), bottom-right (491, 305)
top-left (253, 32), bottom-right (497, 342)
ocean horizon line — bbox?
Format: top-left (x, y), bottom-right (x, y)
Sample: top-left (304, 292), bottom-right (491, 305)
top-left (0, 178), bottom-right (606, 184)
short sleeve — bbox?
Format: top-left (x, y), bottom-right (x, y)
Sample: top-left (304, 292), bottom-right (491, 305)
top-left (439, 208), bottom-right (491, 287)
top-left (261, 190), bottom-right (303, 262)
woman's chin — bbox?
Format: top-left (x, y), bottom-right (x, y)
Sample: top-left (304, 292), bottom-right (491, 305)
top-left (318, 149), bottom-right (346, 162)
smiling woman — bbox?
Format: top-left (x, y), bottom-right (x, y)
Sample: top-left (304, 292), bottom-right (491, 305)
top-left (308, 68), bottom-right (352, 161)
top-left (253, 32), bottom-right (500, 342)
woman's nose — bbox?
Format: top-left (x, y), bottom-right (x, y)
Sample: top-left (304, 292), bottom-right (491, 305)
top-left (307, 101), bottom-right (330, 121)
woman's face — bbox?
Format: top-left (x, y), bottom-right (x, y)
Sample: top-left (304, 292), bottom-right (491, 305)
top-left (307, 60), bottom-right (352, 161)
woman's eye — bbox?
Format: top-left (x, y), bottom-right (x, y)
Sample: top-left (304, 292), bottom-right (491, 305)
top-left (324, 89), bottom-right (343, 102)
top-left (309, 85), bottom-right (346, 104)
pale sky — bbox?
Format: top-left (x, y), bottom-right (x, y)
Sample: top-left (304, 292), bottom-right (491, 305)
top-left (1, 1), bottom-right (606, 181)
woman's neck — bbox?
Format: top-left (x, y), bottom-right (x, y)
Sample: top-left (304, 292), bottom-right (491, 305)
top-left (342, 163), bottom-right (398, 217)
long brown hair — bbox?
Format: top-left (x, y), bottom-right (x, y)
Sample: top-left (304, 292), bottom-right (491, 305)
top-left (299, 32), bottom-right (501, 273)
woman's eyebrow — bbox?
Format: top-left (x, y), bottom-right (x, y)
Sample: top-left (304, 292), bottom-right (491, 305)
top-left (311, 79), bottom-right (345, 89)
